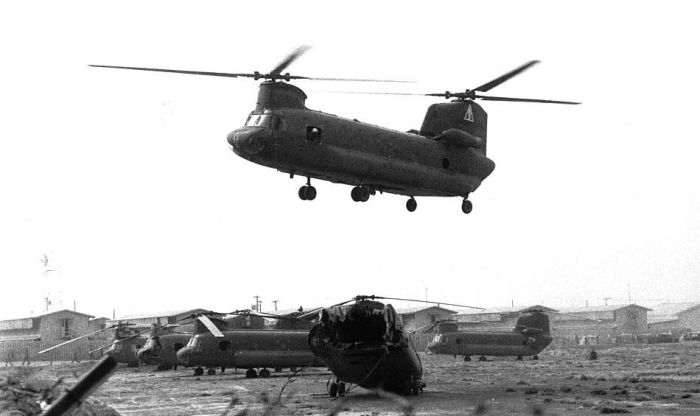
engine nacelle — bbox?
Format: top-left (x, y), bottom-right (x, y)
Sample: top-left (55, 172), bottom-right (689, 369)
top-left (433, 128), bottom-right (484, 149)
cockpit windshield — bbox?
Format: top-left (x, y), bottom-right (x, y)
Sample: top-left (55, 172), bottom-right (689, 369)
top-left (244, 113), bottom-right (287, 130)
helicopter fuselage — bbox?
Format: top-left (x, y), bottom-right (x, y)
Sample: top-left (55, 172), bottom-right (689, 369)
top-left (228, 82), bottom-right (495, 198)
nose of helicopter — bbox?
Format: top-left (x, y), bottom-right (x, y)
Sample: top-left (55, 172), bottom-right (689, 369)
top-left (176, 346), bottom-right (193, 365)
top-left (227, 128), bottom-right (268, 156)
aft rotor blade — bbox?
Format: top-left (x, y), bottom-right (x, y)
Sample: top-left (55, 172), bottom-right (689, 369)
top-left (89, 65), bottom-right (247, 78)
top-left (475, 94), bottom-right (581, 105)
top-left (368, 295), bottom-right (484, 310)
top-left (472, 60), bottom-right (540, 93)
top-left (39, 327), bottom-right (111, 354)
top-left (197, 315), bottom-right (225, 337)
top-left (270, 45), bottom-right (311, 76)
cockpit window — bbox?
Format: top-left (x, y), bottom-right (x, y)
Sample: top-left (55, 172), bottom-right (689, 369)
top-left (245, 114), bottom-right (287, 130)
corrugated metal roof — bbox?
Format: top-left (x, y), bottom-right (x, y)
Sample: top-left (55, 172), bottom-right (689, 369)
top-left (646, 302), bottom-right (700, 317)
top-left (557, 304), bottom-right (652, 313)
top-left (455, 305), bottom-right (557, 315)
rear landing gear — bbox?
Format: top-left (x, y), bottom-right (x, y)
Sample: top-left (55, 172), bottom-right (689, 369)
top-left (461, 198), bottom-right (473, 214)
top-left (259, 368), bottom-right (271, 378)
top-left (206, 368), bottom-right (216, 375)
top-left (463, 355), bottom-right (471, 362)
top-left (298, 178), bottom-right (316, 201)
top-left (245, 368), bottom-right (258, 378)
top-left (194, 367), bottom-right (204, 376)
top-left (351, 186), bottom-right (371, 202)
top-left (406, 197), bottom-right (417, 212)
top-left (532, 355), bottom-right (539, 360)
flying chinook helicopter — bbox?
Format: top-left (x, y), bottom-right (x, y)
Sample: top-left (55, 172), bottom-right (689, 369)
top-left (176, 309), bottom-right (324, 377)
top-left (423, 309), bottom-right (553, 361)
top-left (305, 295), bottom-right (483, 397)
top-left (90, 46), bottom-right (579, 213)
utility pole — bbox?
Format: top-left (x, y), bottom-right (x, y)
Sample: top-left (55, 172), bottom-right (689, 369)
top-left (272, 300), bottom-right (278, 311)
top-left (253, 296), bottom-right (262, 312)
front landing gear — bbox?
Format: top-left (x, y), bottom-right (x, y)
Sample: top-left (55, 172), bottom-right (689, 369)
top-left (461, 198), bottom-right (473, 214)
top-left (298, 178), bottom-right (316, 201)
top-left (329, 379), bottom-right (346, 397)
top-left (406, 197), bottom-right (417, 212)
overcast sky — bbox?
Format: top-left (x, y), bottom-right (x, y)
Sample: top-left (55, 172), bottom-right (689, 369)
top-left (1, 1), bottom-right (698, 320)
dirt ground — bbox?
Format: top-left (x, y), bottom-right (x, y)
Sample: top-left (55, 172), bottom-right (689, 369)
top-left (2, 343), bottom-right (700, 415)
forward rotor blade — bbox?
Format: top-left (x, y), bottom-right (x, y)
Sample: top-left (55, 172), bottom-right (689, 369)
top-left (475, 94), bottom-right (581, 105)
top-left (298, 76), bottom-right (413, 83)
top-left (472, 60), bottom-right (540, 93)
top-left (197, 315), bottom-right (224, 337)
top-left (314, 90), bottom-right (426, 96)
top-left (115, 327), bottom-right (152, 344)
top-left (408, 319), bottom-right (453, 334)
top-left (89, 65), bottom-right (247, 78)
top-left (270, 45), bottom-right (311, 76)
top-left (38, 327), bottom-right (111, 354)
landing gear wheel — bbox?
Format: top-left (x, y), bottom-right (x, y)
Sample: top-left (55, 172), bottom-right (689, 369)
top-left (463, 356), bottom-right (471, 362)
top-left (516, 356), bottom-right (523, 361)
top-left (298, 186), bottom-right (308, 200)
top-left (351, 186), bottom-right (370, 202)
top-left (410, 378), bottom-right (422, 395)
top-left (338, 382), bottom-right (346, 397)
top-left (305, 186), bottom-right (316, 200)
top-left (329, 382), bottom-right (338, 398)
top-left (406, 197), bottom-right (417, 212)
top-left (194, 367), bottom-right (204, 376)
top-left (245, 368), bottom-right (257, 378)
top-left (358, 187), bottom-right (370, 202)
top-left (479, 356), bottom-right (487, 362)
top-left (207, 368), bottom-right (216, 375)
top-left (259, 368), bottom-right (271, 378)
top-left (461, 199), bottom-right (473, 214)
top-left (533, 355), bottom-right (539, 360)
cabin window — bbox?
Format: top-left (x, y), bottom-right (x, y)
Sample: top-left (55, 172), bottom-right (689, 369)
top-left (219, 340), bottom-right (232, 351)
top-left (442, 158), bottom-right (450, 169)
top-left (306, 125), bottom-right (322, 142)
top-left (456, 338), bottom-right (462, 345)
top-left (174, 343), bottom-right (184, 352)
top-left (273, 117), bottom-right (287, 131)
top-left (441, 336), bottom-right (448, 344)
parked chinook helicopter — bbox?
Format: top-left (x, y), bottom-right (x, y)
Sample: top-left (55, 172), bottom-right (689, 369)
top-left (90, 46), bottom-right (579, 213)
top-left (176, 309), bottom-right (324, 377)
top-left (39, 322), bottom-right (149, 367)
top-left (136, 324), bottom-right (191, 370)
top-left (305, 295), bottom-right (483, 397)
top-left (423, 309), bottom-right (553, 361)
